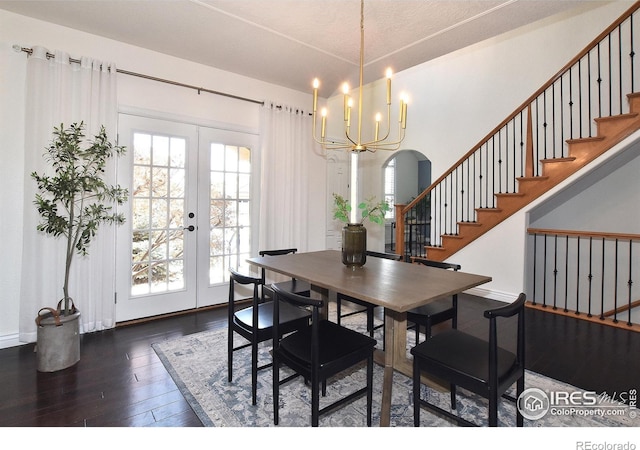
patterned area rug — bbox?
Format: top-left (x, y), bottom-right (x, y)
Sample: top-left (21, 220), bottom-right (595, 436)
top-left (152, 306), bottom-right (639, 427)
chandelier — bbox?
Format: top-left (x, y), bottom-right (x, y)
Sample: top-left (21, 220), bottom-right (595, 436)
top-left (311, 0), bottom-right (408, 153)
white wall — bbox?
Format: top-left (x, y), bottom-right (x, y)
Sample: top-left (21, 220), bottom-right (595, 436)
top-left (0, 10), bottom-right (325, 345)
top-left (350, 1), bottom-right (632, 299)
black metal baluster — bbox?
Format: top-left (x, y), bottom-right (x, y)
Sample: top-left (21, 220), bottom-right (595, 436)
top-left (600, 237), bottom-right (606, 320)
top-left (598, 42), bottom-right (603, 118)
top-left (466, 159), bottom-right (471, 222)
top-left (628, 239), bottom-right (633, 327)
top-left (451, 172), bottom-right (456, 235)
top-left (630, 13), bottom-right (635, 93)
top-left (576, 236), bottom-right (581, 315)
top-left (473, 152), bottom-right (482, 222)
top-left (495, 134), bottom-right (501, 197)
top-left (443, 175), bottom-right (449, 235)
top-left (588, 236), bottom-right (594, 317)
top-left (608, 34), bottom-right (613, 116)
top-left (592, 51), bottom-right (593, 137)
top-left (543, 89), bottom-right (549, 159)
top-left (535, 98), bottom-right (541, 176)
top-left (564, 235), bottom-right (569, 313)
top-left (578, 55), bottom-right (583, 139)
top-left (478, 148), bottom-right (483, 209)
top-left (551, 80), bottom-right (556, 158)
top-left (543, 234), bottom-right (548, 307)
top-left (520, 111), bottom-right (525, 178)
top-left (532, 233), bottom-right (538, 305)
top-left (614, 238), bottom-right (619, 323)
top-left (553, 234), bottom-right (558, 310)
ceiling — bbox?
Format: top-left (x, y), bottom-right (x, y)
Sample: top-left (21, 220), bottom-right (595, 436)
top-left (0, 0), bottom-right (609, 97)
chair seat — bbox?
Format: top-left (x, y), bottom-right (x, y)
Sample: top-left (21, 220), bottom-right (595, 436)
top-left (407, 298), bottom-right (455, 323)
top-left (410, 329), bottom-right (516, 388)
top-left (279, 320), bottom-right (376, 373)
top-left (234, 301), bottom-right (310, 335)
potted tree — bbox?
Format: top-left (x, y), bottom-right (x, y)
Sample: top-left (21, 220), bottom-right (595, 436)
top-left (333, 193), bottom-right (389, 268)
top-left (32, 122), bottom-right (128, 372)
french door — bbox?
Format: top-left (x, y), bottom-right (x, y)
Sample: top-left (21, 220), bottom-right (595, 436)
top-left (115, 114), bottom-right (259, 322)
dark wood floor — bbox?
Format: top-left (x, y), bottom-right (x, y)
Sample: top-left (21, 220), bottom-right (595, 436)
top-left (1, 294), bottom-right (638, 427)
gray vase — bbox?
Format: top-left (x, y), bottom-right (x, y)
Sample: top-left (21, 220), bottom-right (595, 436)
top-left (36, 310), bottom-right (81, 372)
top-left (342, 223), bottom-right (367, 268)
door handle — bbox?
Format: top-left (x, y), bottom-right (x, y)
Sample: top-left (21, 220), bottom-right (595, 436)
top-left (184, 225), bottom-right (195, 232)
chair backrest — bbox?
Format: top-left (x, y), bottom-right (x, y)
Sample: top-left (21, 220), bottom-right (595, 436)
top-left (271, 283), bottom-right (323, 364)
top-left (259, 248), bottom-right (298, 257)
top-left (258, 248), bottom-right (299, 285)
top-left (412, 256), bottom-right (461, 271)
top-left (366, 250), bottom-right (402, 261)
top-left (228, 268), bottom-right (261, 311)
top-left (484, 293), bottom-right (526, 383)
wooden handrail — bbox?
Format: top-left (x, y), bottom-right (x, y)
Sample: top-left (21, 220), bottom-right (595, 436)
top-left (603, 298), bottom-right (640, 317)
top-left (527, 228), bottom-right (640, 241)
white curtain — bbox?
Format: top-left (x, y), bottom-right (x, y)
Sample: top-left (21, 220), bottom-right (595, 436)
top-left (258, 102), bottom-right (312, 253)
top-left (19, 46), bottom-right (118, 343)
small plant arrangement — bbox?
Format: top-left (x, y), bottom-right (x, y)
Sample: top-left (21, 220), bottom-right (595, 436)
top-left (333, 193), bottom-right (390, 225)
top-left (32, 122), bottom-right (128, 316)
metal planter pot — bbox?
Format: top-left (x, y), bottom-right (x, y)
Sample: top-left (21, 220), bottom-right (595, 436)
top-left (36, 310), bottom-right (81, 372)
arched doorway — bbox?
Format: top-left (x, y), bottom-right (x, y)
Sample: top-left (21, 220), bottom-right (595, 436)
top-left (383, 150), bottom-right (431, 253)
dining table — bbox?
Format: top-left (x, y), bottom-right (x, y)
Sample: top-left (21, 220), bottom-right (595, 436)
top-left (247, 249), bottom-right (492, 426)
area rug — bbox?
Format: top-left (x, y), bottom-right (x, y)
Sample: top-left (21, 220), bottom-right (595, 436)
top-left (152, 306), bottom-right (639, 427)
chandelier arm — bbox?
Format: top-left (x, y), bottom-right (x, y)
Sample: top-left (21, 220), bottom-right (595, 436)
top-left (376, 103), bottom-right (393, 143)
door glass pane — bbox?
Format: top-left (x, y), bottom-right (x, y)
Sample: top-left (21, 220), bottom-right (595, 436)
top-left (209, 143), bottom-right (251, 284)
top-left (131, 132), bottom-right (187, 296)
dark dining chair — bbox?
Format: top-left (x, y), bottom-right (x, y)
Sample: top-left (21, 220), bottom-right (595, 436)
top-left (411, 292), bottom-right (526, 427)
top-left (407, 257), bottom-right (461, 343)
top-left (271, 283), bottom-right (377, 427)
top-left (227, 268), bottom-right (311, 405)
top-left (335, 250), bottom-right (402, 337)
top-left (259, 248), bottom-right (310, 302)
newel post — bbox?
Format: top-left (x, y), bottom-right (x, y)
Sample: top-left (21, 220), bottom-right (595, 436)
top-left (394, 203), bottom-right (406, 260)
top-left (525, 104), bottom-right (534, 178)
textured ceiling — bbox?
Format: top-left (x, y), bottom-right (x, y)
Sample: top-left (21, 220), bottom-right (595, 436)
top-left (0, 0), bottom-right (609, 97)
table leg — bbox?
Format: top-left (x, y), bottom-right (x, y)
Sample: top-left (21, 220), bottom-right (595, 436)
top-left (310, 284), bottom-right (329, 320)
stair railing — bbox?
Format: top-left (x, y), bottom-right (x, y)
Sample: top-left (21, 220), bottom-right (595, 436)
top-left (397, 2), bottom-right (640, 260)
top-left (527, 228), bottom-right (640, 329)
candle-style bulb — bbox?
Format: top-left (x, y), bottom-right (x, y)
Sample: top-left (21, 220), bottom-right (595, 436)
top-left (312, 78), bottom-right (319, 112)
top-left (386, 68), bottom-right (392, 105)
top-left (321, 108), bottom-right (327, 138)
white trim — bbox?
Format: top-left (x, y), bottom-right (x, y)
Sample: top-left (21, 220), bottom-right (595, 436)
top-left (0, 333), bottom-right (25, 349)
top-left (464, 287), bottom-right (518, 304)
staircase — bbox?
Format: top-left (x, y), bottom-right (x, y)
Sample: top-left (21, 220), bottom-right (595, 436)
top-left (396, 2), bottom-right (640, 262)
top-left (427, 93), bottom-right (640, 261)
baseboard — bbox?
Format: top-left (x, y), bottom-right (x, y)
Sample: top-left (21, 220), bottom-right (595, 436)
top-left (0, 333), bottom-right (25, 350)
top-left (464, 287), bottom-right (521, 303)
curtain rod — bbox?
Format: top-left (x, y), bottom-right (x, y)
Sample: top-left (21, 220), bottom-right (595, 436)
top-left (13, 45), bottom-right (265, 106)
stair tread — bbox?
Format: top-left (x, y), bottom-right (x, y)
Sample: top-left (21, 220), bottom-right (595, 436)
top-left (541, 156), bottom-right (576, 163)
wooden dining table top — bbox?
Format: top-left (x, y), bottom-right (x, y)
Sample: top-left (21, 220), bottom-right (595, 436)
top-left (247, 249), bottom-right (491, 312)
